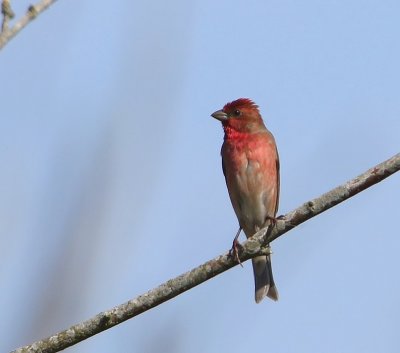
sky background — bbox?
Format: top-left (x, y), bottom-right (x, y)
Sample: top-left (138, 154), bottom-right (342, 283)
top-left (1, 1), bottom-right (399, 352)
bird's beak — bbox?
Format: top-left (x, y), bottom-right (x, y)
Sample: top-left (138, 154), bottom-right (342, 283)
top-left (211, 110), bottom-right (228, 121)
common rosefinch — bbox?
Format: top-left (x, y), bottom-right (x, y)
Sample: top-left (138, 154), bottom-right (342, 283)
top-left (212, 98), bottom-right (280, 303)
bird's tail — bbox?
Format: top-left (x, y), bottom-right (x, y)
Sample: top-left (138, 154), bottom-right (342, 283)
top-left (252, 253), bottom-right (278, 303)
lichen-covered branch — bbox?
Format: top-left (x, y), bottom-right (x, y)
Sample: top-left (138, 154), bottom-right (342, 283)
top-left (11, 152), bottom-right (400, 353)
top-left (0, 0), bottom-right (58, 50)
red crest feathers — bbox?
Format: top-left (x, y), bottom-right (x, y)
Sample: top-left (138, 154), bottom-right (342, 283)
top-left (223, 98), bottom-right (259, 114)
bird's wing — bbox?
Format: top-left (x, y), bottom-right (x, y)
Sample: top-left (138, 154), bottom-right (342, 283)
top-left (221, 146), bottom-right (227, 179)
top-left (274, 147), bottom-right (280, 216)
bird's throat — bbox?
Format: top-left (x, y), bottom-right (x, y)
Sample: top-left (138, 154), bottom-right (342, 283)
top-left (223, 125), bottom-right (251, 142)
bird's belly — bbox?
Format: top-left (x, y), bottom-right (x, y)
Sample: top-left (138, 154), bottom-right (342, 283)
top-left (231, 160), bottom-right (273, 235)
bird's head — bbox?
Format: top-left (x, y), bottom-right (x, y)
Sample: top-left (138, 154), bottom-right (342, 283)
top-left (211, 98), bottom-right (266, 134)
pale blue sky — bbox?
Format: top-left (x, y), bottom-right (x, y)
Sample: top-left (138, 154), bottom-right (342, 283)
top-left (1, 1), bottom-right (399, 352)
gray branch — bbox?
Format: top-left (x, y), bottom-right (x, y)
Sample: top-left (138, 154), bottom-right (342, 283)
top-left (0, 0), bottom-right (58, 50)
top-left (11, 152), bottom-right (400, 353)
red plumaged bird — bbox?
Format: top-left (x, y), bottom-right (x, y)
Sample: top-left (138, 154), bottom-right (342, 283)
top-left (212, 98), bottom-right (280, 303)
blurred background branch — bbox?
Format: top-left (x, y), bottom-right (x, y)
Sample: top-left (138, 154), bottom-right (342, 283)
top-left (11, 153), bottom-right (400, 353)
top-left (0, 0), bottom-right (57, 50)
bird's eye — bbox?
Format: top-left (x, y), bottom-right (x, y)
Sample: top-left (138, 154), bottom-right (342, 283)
top-left (233, 109), bottom-right (241, 116)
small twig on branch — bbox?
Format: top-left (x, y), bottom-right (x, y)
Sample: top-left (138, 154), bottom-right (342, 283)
top-left (11, 152), bottom-right (400, 353)
top-left (0, 0), bottom-right (58, 50)
top-left (1, 0), bottom-right (15, 33)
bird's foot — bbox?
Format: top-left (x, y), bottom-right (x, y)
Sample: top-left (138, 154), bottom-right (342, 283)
top-left (266, 214), bottom-right (286, 226)
top-left (265, 215), bottom-right (278, 226)
top-left (229, 238), bottom-right (244, 267)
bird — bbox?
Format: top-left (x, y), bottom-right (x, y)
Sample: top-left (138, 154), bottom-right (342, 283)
top-left (211, 98), bottom-right (280, 303)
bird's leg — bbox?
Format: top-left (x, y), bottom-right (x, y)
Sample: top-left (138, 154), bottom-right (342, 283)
top-left (229, 227), bottom-right (244, 267)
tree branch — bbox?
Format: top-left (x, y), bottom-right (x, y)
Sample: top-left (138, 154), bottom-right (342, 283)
top-left (0, 0), bottom-right (58, 50)
top-left (11, 152), bottom-right (400, 353)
